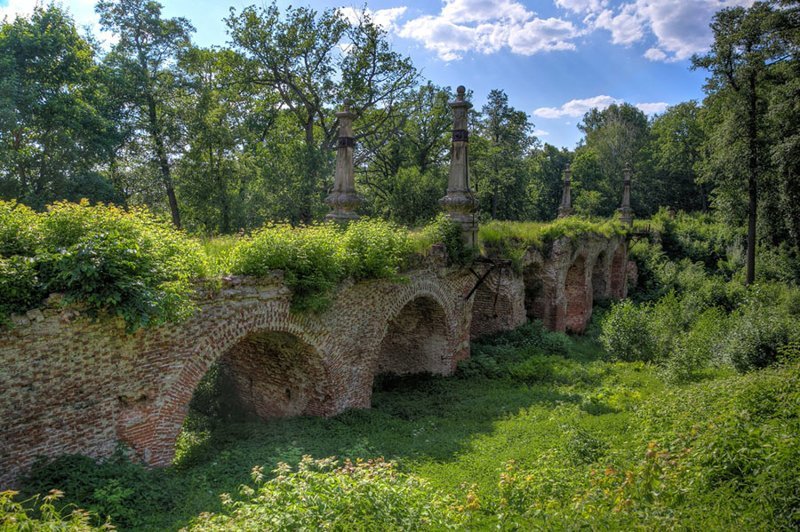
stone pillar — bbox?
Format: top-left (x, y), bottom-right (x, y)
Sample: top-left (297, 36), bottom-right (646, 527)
top-left (557, 163), bottom-right (573, 218)
top-left (440, 86), bottom-right (478, 247)
top-left (618, 165), bottom-right (633, 225)
top-left (325, 102), bottom-right (362, 222)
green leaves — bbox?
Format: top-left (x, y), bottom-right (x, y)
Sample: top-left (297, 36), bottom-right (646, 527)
top-left (0, 199), bottom-right (204, 330)
top-left (229, 218), bottom-right (413, 312)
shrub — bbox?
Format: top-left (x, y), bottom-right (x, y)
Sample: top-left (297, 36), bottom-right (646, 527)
top-left (600, 300), bottom-right (656, 362)
top-left (229, 219), bottom-right (416, 311)
top-left (339, 218), bottom-right (411, 280)
top-left (0, 489), bottom-right (105, 531)
top-left (41, 201), bottom-right (206, 330)
top-left (23, 451), bottom-right (173, 530)
top-left (187, 457), bottom-right (463, 530)
top-left (721, 302), bottom-right (796, 372)
top-left (0, 200), bottom-right (205, 330)
top-left (663, 307), bottom-right (728, 383)
top-left (0, 199), bottom-right (41, 256)
top-left (410, 213), bottom-right (472, 266)
top-left (0, 256), bottom-right (41, 325)
top-left (229, 223), bottom-right (344, 312)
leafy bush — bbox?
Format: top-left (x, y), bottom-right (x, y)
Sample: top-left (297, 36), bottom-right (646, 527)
top-left (409, 213), bottom-right (473, 266)
top-left (721, 301), bottom-right (797, 372)
top-left (229, 219), bottom-right (415, 311)
top-left (0, 200), bottom-right (41, 256)
top-left (0, 200), bottom-right (205, 330)
top-left (186, 457), bottom-right (463, 530)
top-left (663, 307), bottom-right (728, 383)
top-left (339, 218), bottom-right (411, 280)
top-left (0, 489), bottom-right (105, 531)
top-left (229, 223), bottom-right (344, 311)
top-left (23, 451), bottom-right (173, 529)
top-left (600, 300), bottom-right (656, 362)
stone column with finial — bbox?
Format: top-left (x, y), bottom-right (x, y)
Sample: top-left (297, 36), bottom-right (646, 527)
top-left (325, 102), bottom-right (362, 222)
top-left (557, 163), bottom-right (573, 218)
top-left (619, 164), bottom-right (634, 225)
top-left (440, 85), bottom-right (478, 247)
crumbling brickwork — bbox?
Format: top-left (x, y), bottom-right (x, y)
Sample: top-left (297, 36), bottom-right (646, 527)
top-left (0, 235), bottom-right (627, 486)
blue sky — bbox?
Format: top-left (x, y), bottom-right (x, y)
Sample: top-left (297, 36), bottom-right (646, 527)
top-left (2, 0), bottom-right (755, 147)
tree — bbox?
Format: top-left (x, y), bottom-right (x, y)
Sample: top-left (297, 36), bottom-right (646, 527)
top-left (97, 0), bottom-right (195, 228)
top-left (576, 103), bottom-right (651, 216)
top-left (693, 1), bottom-right (787, 284)
top-left (647, 101), bottom-right (707, 211)
top-left (358, 82), bottom-right (451, 225)
top-left (226, 3), bottom-right (417, 223)
top-left (472, 89), bottom-right (536, 220)
top-left (528, 143), bottom-right (571, 220)
top-left (0, 6), bottom-right (119, 207)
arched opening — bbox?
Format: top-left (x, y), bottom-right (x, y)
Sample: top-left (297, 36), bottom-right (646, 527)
top-left (609, 245), bottom-right (627, 299)
top-left (376, 296), bottom-right (449, 377)
top-left (591, 251), bottom-right (608, 301)
top-left (187, 330), bottom-right (327, 423)
top-left (470, 270), bottom-right (524, 340)
top-left (565, 255), bottom-right (590, 334)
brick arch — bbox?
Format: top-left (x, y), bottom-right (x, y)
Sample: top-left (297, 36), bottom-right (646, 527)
top-left (370, 279), bottom-right (460, 380)
top-left (374, 295), bottom-right (450, 377)
top-left (137, 301), bottom-right (332, 466)
top-left (609, 243), bottom-right (627, 299)
top-left (565, 254), bottom-right (591, 334)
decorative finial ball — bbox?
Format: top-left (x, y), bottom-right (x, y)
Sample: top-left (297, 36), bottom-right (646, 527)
top-left (457, 85), bottom-right (466, 96)
top-left (343, 99), bottom-right (352, 111)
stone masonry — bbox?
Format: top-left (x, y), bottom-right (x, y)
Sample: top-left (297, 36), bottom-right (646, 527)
top-left (0, 235), bottom-right (627, 486)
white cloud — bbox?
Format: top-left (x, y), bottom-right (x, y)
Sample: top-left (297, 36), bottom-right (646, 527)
top-left (594, 4), bottom-right (645, 45)
top-left (533, 129), bottom-right (550, 136)
top-left (586, 0), bottom-right (756, 61)
top-left (555, 0), bottom-right (609, 14)
top-left (534, 95), bottom-right (620, 118)
top-left (534, 95), bottom-right (669, 118)
top-left (398, 0), bottom-right (579, 61)
top-left (635, 101), bottom-right (668, 114)
top-left (339, 6), bottom-right (408, 33)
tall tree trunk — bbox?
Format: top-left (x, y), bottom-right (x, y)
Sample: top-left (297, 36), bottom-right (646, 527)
top-left (147, 95), bottom-right (181, 228)
top-left (745, 73), bottom-right (758, 286)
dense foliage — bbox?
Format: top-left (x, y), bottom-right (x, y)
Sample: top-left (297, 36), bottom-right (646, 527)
top-left (229, 218), bottom-right (412, 311)
top-left (602, 211), bottom-right (800, 381)
top-left (187, 458), bottom-right (463, 530)
top-left (0, 489), bottom-right (107, 530)
top-left (479, 217), bottom-right (627, 268)
top-left (0, 199), bottom-right (204, 330)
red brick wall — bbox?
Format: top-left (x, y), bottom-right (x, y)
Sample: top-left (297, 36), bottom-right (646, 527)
top-left (0, 236), bottom-right (629, 486)
top-left (469, 268), bottom-right (526, 340)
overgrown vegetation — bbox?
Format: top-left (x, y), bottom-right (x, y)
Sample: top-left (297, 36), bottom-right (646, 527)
top-left (479, 217), bottom-right (627, 269)
top-left (0, 199), bottom-right (204, 330)
top-left (2, 199), bottom-right (613, 323)
top-left (603, 210), bottom-right (800, 382)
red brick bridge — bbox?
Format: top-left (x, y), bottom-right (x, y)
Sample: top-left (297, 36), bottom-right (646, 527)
top-left (0, 234), bottom-right (628, 485)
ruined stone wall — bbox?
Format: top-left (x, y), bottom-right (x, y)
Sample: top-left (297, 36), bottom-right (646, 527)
top-left (0, 264), bottom-right (475, 486)
top-left (0, 233), bottom-right (628, 486)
